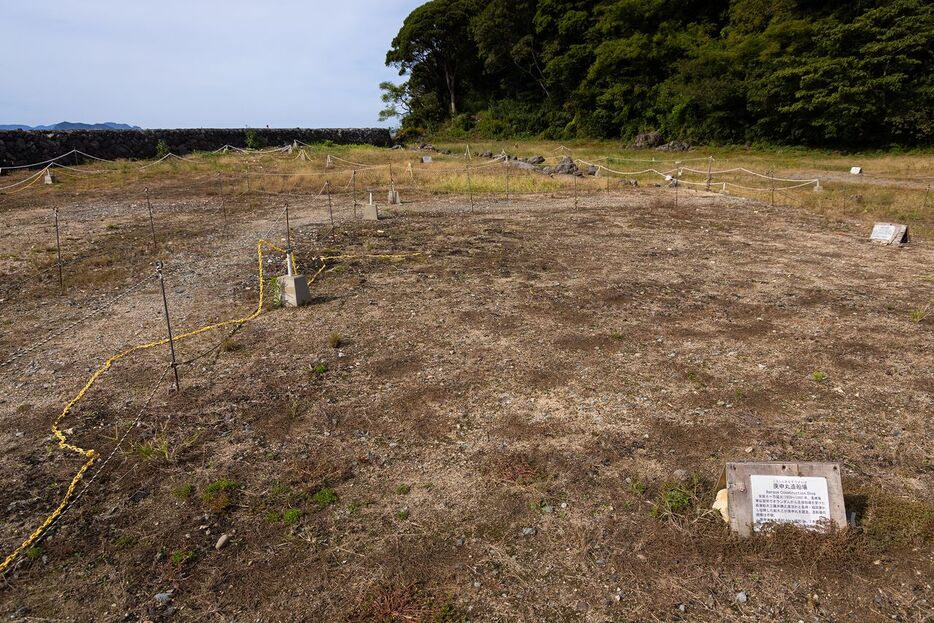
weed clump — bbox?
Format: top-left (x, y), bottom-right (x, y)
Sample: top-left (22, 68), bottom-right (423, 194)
top-left (172, 483), bottom-right (194, 499)
top-left (283, 508), bottom-right (303, 525)
top-left (202, 479), bottom-right (239, 513)
top-left (312, 487), bottom-right (337, 506)
top-left (811, 370), bottom-right (828, 383)
top-left (395, 484), bottom-right (411, 495)
top-left (328, 333), bottom-right (343, 348)
top-left (170, 549), bottom-right (196, 566)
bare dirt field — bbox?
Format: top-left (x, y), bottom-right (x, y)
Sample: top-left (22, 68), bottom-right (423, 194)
top-left (0, 165), bottom-right (931, 622)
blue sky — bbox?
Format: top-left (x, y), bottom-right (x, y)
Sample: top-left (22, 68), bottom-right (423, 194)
top-left (0, 0), bottom-right (423, 128)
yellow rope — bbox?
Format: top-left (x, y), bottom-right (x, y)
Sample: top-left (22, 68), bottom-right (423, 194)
top-left (0, 241), bottom-right (421, 575)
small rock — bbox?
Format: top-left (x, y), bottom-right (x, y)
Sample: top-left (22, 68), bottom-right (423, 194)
top-left (542, 505), bottom-right (554, 514)
top-left (677, 603), bottom-right (687, 613)
top-left (672, 469), bottom-right (688, 481)
top-left (521, 527), bottom-right (536, 537)
top-left (736, 591), bottom-right (747, 604)
top-left (576, 601), bottom-right (589, 612)
top-left (215, 534), bottom-right (230, 550)
top-left (154, 592), bottom-right (172, 605)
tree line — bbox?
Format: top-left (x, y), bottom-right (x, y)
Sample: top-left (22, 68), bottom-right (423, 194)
top-left (380, 0), bottom-right (933, 148)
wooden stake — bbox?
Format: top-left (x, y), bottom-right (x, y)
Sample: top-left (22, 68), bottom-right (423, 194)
top-left (155, 260), bottom-right (180, 392)
top-left (53, 207), bottom-right (63, 294)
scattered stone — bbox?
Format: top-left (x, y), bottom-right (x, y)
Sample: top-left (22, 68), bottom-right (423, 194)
top-left (672, 469), bottom-right (688, 481)
top-left (575, 601), bottom-right (590, 612)
top-left (586, 165), bottom-right (598, 176)
top-left (656, 140), bottom-right (691, 152)
top-left (736, 591), bottom-right (748, 604)
top-left (542, 166), bottom-right (554, 175)
top-left (542, 505), bottom-right (554, 514)
top-left (480, 151), bottom-right (493, 159)
top-left (528, 155), bottom-right (545, 165)
top-left (677, 603), bottom-right (687, 613)
top-left (154, 592), bottom-right (172, 605)
top-left (554, 156), bottom-right (579, 176)
top-left (632, 131), bottom-right (664, 148)
top-left (521, 527), bottom-right (537, 537)
top-left (215, 534), bottom-right (230, 550)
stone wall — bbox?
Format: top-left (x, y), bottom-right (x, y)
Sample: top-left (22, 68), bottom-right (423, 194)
top-left (0, 128), bottom-right (393, 168)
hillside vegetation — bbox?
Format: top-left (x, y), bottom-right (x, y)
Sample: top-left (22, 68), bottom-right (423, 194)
top-left (381, 0), bottom-right (934, 148)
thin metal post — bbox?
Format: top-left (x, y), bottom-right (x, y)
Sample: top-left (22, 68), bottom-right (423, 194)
top-left (769, 170), bottom-right (775, 206)
top-left (674, 177), bottom-right (679, 209)
top-left (155, 261), bottom-right (180, 392)
top-left (606, 171), bottom-right (610, 195)
top-left (923, 184), bottom-right (930, 211)
top-left (285, 203), bottom-right (294, 276)
top-left (53, 207), bottom-right (63, 294)
top-left (217, 173), bottom-right (228, 239)
top-left (326, 181), bottom-right (334, 230)
top-left (574, 174), bottom-right (579, 209)
top-left (504, 156), bottom-right (509, 203)
top-left (352, 170), bottom-right (358, 219)
top-left (145, 187), bottom-right (157, 252)
top-left (705, 156), bottom-right (712, 191)
top-left (466, 163), bottom-right (474, 213)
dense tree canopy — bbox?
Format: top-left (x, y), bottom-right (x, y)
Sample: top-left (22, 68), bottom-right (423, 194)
top-left (382, 0), bottom-right (934, 147)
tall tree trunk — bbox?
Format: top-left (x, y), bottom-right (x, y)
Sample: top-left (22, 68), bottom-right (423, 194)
top-left (444, 63), bottom-right (457, 115)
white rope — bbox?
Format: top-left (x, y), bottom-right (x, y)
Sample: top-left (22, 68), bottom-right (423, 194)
top-left (0, 149), bottom-right (80, 170)
top-left (0, 167), bottom-right (49, 191)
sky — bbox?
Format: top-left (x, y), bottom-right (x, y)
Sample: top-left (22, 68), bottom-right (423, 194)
top-left (0, 0), bottom-right (424, 128)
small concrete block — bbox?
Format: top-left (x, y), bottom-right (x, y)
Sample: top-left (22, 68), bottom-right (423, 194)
top-left (363, 202), bottom-right (379, 221)
top-left (849, 166), bottom-right (862, 175)
top-left (44, 171), bottom-right (55, 184)
top-left (421, 155), bottom-right (433, 164)
top-left (277, 274), bottom-right (311, 307)
top-left (387, 190), bottom-right (400, 205)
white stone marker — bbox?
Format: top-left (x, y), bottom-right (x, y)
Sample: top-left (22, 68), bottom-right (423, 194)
top-left (363, 193), bottom-right (379, 221)
top-left (849, 166), bottom-right (863, 175)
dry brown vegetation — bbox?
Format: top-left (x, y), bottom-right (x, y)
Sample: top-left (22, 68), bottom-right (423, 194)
top-left (0, 146), bottom-right (931, 622)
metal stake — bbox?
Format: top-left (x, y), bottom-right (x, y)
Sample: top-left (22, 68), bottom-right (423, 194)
top-left (574, 174), bottom-right (579, 209)
top-left (705, 156), bottom-right (712, 191)
top-left (145, 187), bottom-right (157, 252)
top-left (285, 204), bottom-right (294, 275)
top-left (352, 170), bottom-right (358, 219)
top-left (466, 163), bottom-right (474, 213)
top-left (155, 260), bottom-right (180, 392)
top-left (217, 173), bottom-right (229, 239)
top-left (923, 184), bottom-right (930, 211)
top-left (769, 170), bottom-right (775, 206)
top-left (326, 181), bottom-right (334, 231)
top-left (504, 156), bottom-right (509, 203)
top-left (53, 207), bottom-right (63, 294)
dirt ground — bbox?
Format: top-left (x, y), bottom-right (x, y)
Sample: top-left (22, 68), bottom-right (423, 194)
top-left (0, 176), bottom-right (931, 622)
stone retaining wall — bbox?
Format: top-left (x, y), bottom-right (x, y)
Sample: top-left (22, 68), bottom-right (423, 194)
top-left (0, 128), bottom-right (393, 168)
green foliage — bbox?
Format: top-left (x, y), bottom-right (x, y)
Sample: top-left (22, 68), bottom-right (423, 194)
top-left (312, 362), bottom-right (328, 375)
top-left (202, 479), bottom-right (240, 513)
top-left (265, 277), bottom-right (282, 309)
top-left (312, 487), bottom-right (337, 506)
top-left (282, 508), bottom-right (303, 525)
top-left (170, 549), bottom-right (196, 566)
top-left (155, 140), bottom-right (170, 159)
top-left (385, 0), bottom-right (934, 147)
top-left (172, 483), bottom-right (194, 499)
top-left (244, 129), bottom-right (267, 149)
top-left (25, 546), bottom-right (42, 560)
top-left (812, 370), bottom-right (828, 383)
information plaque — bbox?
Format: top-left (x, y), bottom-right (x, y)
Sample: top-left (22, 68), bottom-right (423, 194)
top-left (717, 462), bottom-right (846, 536)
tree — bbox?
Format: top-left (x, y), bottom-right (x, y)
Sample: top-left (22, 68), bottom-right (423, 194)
top-left (385, 0), bottom-right (484, 120)
top-left (378, 81), bottom-right (411, 122)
